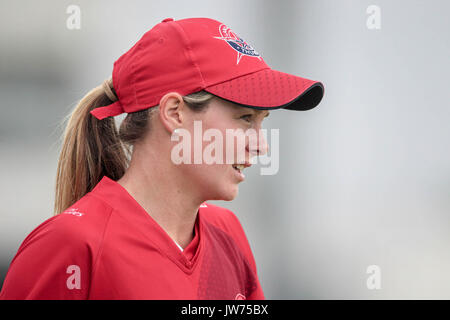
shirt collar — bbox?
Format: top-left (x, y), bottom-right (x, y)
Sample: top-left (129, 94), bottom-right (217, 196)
top-left (89, 175), bottom-right (205, 273)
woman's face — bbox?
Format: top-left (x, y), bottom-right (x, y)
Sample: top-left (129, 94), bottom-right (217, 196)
top-left (179, 97), bottom-right (270, 201)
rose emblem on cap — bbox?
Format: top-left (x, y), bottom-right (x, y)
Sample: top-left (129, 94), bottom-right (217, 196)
top-left (214, 24), bottom-right (262, 64)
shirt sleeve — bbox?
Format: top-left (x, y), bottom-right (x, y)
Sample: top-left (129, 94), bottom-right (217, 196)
top-left (0, 215), bottom-right (97, 300)
top-left (223, 209), bottom-right (266, 300)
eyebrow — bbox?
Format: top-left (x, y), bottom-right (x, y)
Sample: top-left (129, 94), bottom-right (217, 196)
top-left (231, 103), bottom-right (270, 117)
top-left (250, 110), bottom-right (270, 119)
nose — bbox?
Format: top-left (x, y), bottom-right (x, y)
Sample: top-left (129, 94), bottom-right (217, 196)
top-left (247, 129), bottom-right (269, 157)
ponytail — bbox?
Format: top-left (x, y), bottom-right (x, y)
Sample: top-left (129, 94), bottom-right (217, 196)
top-left (54, 79), bottom-right (215, 215)
top-left (53, 79), bottom-right (129, 214)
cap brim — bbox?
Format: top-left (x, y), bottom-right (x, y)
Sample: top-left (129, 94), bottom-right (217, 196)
top-left (204, 68), bottom-right (324, 111)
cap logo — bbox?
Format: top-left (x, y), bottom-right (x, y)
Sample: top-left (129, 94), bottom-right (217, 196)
top-left (214, 24), bottom-right (262, 65)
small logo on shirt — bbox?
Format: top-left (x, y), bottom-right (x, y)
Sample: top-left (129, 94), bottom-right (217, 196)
top-left (62, 208), bottom-right (84, 217)
top-left (235, 293), bottom-right (246, 300)
top-left (214, 24), bottom-right (262, 65)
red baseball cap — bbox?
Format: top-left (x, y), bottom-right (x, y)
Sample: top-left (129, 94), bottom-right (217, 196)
top-left (90, 17), bottom-right (324, 120)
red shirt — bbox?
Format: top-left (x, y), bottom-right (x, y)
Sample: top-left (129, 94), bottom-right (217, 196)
top-left (0, 176), bottom-right (264, 300)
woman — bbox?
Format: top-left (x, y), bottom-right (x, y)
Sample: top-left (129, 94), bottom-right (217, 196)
top-left (0, 17), bottom-right (324, 299)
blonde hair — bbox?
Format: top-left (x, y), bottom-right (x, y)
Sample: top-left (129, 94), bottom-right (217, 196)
top-left (53, 78), bottom-right (214, 215)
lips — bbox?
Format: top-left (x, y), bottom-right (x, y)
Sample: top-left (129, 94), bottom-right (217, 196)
top-left (232, 164), bottom-right (245, 172)
top-left (231, 162), bottom-right (251, 176)
top-left (231, 162), bottom-right (251, 181)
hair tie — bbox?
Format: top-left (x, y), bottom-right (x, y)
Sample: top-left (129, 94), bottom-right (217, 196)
top-left (102, 78), bottom-right (118, 102)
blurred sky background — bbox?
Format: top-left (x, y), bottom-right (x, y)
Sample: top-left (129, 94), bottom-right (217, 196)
top-left (0, 0), bottom-right (449, 299)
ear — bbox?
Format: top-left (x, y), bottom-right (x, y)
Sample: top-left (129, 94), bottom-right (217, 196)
top-left (158, 92), bottom-right (185, 134)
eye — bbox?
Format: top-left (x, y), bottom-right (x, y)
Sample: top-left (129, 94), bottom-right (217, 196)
top-left (240, 114), bottom-right (253, 122)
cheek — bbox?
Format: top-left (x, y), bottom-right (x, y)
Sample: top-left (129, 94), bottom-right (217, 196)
top-left (195, 163), bottom-right (229, 183)
top-left (182, 162), bottom-right (223, 183)
top-left (203, 127), bottom-right (248, 164)
top-left (223, 132), bottom-right (248, 163)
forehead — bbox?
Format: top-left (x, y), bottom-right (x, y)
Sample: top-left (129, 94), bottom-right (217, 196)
top-left (220, 98), bottom-right (270, 116)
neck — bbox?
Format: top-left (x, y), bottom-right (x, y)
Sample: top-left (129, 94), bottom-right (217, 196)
top-left (117, 142), bottom-right (203, 249)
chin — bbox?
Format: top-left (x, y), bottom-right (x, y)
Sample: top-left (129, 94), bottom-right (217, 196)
top-left (220, 190), bottom-right (238, 201)
top-left (207, 185), bottom-right (239, 201)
